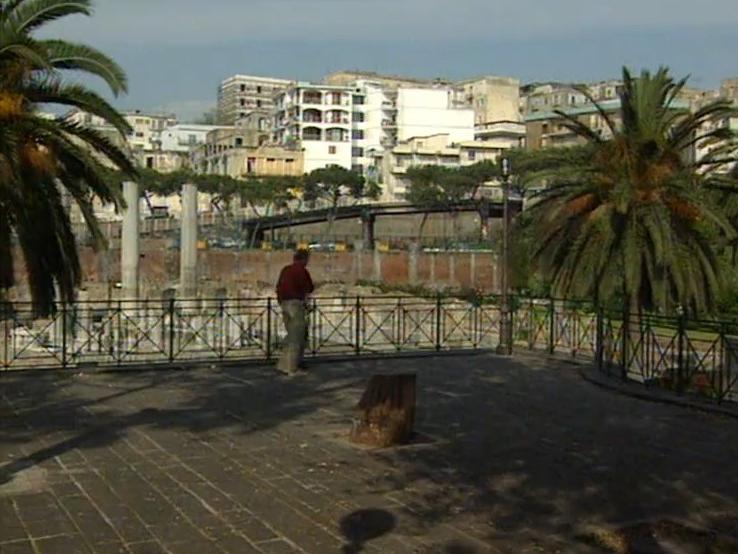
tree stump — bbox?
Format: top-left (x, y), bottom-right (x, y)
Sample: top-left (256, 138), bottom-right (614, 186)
top-left (349, 374), bottom-right (416, 448)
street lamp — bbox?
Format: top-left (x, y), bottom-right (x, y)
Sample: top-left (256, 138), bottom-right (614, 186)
top-left (499, 156), bottom-right (512, 355)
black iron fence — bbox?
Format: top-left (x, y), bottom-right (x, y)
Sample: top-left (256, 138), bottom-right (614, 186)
top-left (0, 296), bottom-right (503, 371)
top-left (2, 296), bottom-right (737, 402)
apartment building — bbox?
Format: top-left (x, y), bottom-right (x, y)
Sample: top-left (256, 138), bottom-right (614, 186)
top-left (525, 98), bottom-right (691, 150)
top-left (694, 77), bottom-right (738, 165)
top-left (525, 99), bottom-right (620, 150)
top-left (722, 77), bottom-right (738, 102)
top-left (217, 74), bottom-right (292, 125)
top-left (66, 110), bottom-right (128, 153)
top-left (521, 83), bottom-right (589, 115)
top-left (456, 75), bottom-right (521, 125)
top-left (348, 80), bottom-right (476, 176)
top-left (323, 70), bottom-right (444, 88)
top-left (372, 134), bottom-right (504, 200)
top-left (123, 110), bottom-right (177, 151)
top-left (273, 83), bottom-right (354, 173)
top-left (192, 127), bottom-right (303, 178)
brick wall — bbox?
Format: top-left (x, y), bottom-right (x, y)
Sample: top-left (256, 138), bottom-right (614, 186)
top-left (10, 241), bottom-right (499, 299)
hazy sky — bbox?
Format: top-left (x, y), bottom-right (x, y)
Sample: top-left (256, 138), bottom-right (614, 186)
top-left (45, 0), bottom-right (738, 120)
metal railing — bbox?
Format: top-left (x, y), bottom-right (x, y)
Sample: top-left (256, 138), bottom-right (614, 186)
top-left (2, 295), bottom-right (737, 403)
top-left (0, 296), bottom-right (502, 371)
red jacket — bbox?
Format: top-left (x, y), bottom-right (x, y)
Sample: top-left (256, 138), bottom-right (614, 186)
top-left (276, 262), bottom-right (314, 302)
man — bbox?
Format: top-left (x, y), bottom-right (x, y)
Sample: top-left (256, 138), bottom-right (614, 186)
top-left (275, 249), bottom-right (314, 374)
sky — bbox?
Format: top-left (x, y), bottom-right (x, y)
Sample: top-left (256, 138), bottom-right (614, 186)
top-left (44, 0), bottom-right (738, 121)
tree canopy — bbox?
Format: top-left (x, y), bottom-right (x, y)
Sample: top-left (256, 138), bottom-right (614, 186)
top-left (523, 67), bottom-right (738, 315)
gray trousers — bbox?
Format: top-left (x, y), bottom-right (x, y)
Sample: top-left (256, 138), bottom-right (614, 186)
top-left (277, 300), bottom-right (307, 373)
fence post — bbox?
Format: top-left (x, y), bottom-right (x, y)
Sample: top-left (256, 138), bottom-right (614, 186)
top-left (218, 299), bottom-right (225, 359)
top-left (266, 297), bottom-right (272, 360)
top-left (116, 300), bottom-right (122, 367)
top-left (61, 302), bottom-right (67, 369)
top-left (621, 306), bottom-right (628, 381)
top-left (596, 305), bottom-right (603, 371)
top-left (355, 296), bottom-right (361, 355)
top-left (677, 311), bottom-right (686, 394)
top-left (168, 298), bottom-right (175, 363)
top-left (435, 293), bottom-right (442, 352)
top-left (528, 298), bottom-right (535, 350)
top-left (548, 297), bottom-right (555, 354)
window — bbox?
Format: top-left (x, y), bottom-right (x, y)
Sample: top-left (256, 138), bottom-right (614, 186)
top-left (352, 112), bottom-right (364, 123)
top-left (257, 85), bottom-right (262, 94)
top-left (352, 147), bottom-right (364, 157)
top-left (135, 132), bottom-right (144, 137)
top-left (235, 138), bottom-right (243, 147)
top-left (468, 150), bottom-right (476, 161)
top-left (353, 95), bottom-right (365, 105)
top-left (239, 112), bottom-right (245, 118)
top-left (266, 158), bottom-right (276, 162)
top-left (146, 156), bottom-right (154, 169)
top-left (240, 84), bottom-right (246, 92)
top-left (257, 100), bottom-right (262, 107)
top-left (188, 134), bottom-right (197, 145)
top-left (352, 164), bottom-right (364, 174)
top-left (285, 158), bottom-right (294, 163)
top-left (247, 158), bottom-right (256, 173)
top-left (352, 130), bottom-right (364, 140)
top-left (328, 146), bottom-right (337, 154)
top-left (240, 99), bottom-right (245, 106)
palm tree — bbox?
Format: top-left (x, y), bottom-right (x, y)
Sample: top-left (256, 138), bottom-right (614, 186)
top-left (526, 67), bottom-right (738, 316)
top-left (0, 0), bottom-right (134, 314)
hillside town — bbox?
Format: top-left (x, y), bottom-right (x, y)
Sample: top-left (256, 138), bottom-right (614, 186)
top-left (66, 71), bottom-right (738, 218)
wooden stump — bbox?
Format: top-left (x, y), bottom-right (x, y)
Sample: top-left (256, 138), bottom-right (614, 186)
top-left (349, 374), bottom-right (416, 448)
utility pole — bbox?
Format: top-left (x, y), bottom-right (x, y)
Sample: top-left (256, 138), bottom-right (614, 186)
top-left (499, 157), bottom-right (512, 355)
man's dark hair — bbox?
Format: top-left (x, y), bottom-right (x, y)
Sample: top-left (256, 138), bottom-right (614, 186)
top-left (294, 249), bottom-right (310, 262)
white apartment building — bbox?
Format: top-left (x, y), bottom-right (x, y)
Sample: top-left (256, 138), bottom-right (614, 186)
top-left (272, 79), bottom-right (476, 195)
top-left (217, 74), bottom-right (292, 125)
top-left (159, 123), bottom-right (227, 152)
top-left (273, 83), bottom-right (354, 173)
top-left (123, 110), bottom-right (177, 151)
top-left (349, 81), bottom-right (475, 177)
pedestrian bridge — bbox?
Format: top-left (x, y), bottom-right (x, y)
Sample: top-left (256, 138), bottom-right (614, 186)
top-left (240, 199), bottom-right (522, 245)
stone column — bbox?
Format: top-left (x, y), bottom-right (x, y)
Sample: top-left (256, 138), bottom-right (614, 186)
top-left (408, 242), bottom-right (419, 284)
top-left (121, 181), bottom-right (139, 299)
top-left (180, 183), bottom-right (198, 297)
top-left (470, 252), bottom-right (477, 289)
top-left (373, 248), bottom-right (382, 281)
top-left (362, 214), bottom-right (375, 251)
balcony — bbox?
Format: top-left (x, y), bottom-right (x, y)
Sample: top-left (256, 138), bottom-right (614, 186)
top-left (325, 128), bottom-right (348, 142)
top-left (302, 109), bottom-right (322, 124)
top-left (302, 92), bottom-right (323, 105)
top-left (302, 127), bottom-right (322, 141)
top-left (325, 110), bottom-right (350, 125)
top-left (325, 92), bottom-right (350, 106)
top-left (474, 121), bottom-right (526, 139)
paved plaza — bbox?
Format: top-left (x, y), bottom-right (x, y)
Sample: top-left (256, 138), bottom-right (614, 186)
top-left (2, 353), bottom-right (738, 553)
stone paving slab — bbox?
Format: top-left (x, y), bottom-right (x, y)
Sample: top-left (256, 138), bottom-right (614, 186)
top-left (2, 354), bottom-right (738, 553)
